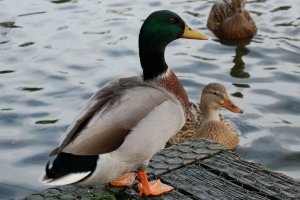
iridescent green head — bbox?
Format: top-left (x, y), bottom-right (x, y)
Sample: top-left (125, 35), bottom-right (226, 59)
top-left (139, 10), bottom-right (207, 50)
top-left (138, 10), bottom-right (208, 80)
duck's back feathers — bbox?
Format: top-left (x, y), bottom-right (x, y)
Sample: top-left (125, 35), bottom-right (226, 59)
top-left (51, 76), bottom-right (178, 156)
top-left (207, 0), bottom-right (233, 33)
top-left (207, 0), bottom-right (257, 39)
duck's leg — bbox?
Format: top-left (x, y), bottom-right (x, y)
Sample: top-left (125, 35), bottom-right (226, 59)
top-left (137, 165), bottom-right (174, 196)
top-left (109, 173), bottom-right (135, 187)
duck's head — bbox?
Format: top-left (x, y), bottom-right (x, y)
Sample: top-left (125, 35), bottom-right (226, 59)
top-left (232, 0), bottom-right (246, 14)
top-left (200, 83), bottom-right (243, 114)
top-left (139, 10), bottom-right (208, 80)
top-left (139, 10), bottom-right (207, 49)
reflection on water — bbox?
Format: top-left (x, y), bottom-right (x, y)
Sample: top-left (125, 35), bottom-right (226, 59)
top-left (18, 87), bottom-right (44, 92)
top-left (51, 0), bottom-right (73, 4)
top-left (0, 70), bottom-right (15, 74)
top-left (0, 22), bottom-right (21, 28)
top-left (35, 120), bottom-right (59, 125)
top-left (218, 38), bottom-right (253, 79)
top-left (0, 0), bottom-right (300, 199)
top-left (231, 45), bottom-right (251, 79)
top-left (19, 42), bottom-right (34, 47)
top-left (270, 6), bottom-right (291, 13)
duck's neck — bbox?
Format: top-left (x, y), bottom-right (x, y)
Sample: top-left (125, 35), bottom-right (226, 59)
top-left (157, 69), bottom-right (189, 117)
top-left (200, 104), bottom-right (221, 123)
top-left (139, 46), bottom-right (168, 81)
top-left (139, 40), bottom-right (189, 117)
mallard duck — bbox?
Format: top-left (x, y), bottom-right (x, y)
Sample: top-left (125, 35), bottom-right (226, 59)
top-left (207, 0), bottom-right (257, 40)
top-left (42, 10), bottom-right (208, 196)
top-left (168, 83), bottom-right (243, 149)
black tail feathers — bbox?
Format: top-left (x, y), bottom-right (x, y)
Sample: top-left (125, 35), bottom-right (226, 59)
top-left (45, 152), bottom-right (99, 180)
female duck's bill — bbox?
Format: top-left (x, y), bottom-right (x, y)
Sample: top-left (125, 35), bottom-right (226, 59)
top-left (43, 10), bottom-right (208, 197)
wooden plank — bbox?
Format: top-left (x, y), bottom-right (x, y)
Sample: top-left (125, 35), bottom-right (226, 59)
top-left (147, 140), bottom-right (224, 179)
top-left (161, 164), bottom-right (268, 200)
top-left (201, 151), bottom-right (300, 199)
top-left (105, 140), bottom-right (225, 199)
top-left (107, 184), bottom-right (193, 200)
top-left (25, 139), bottom-right (300, 200)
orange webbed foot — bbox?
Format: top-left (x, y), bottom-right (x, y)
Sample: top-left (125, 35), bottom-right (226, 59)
top-left (137, 169), bottom-right (174, 196)
top-left (109, 173), bottom-right (136, 187)
top-left (137, 179), bottom-right (174, 196)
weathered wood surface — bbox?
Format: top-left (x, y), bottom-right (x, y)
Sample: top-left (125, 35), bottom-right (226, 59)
top-left (25, 140), bottom-right (300, 200)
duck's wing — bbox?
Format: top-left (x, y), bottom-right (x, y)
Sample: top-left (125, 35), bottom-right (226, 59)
top-left (50, 76), bottom-right (176, 156)
top-left (49, 79), bottom-right (117, 156)
top-left (207, 0), bottom-right (233, 31)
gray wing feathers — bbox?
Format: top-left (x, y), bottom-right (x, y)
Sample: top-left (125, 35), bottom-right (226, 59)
top-left (51, 76), bottom-right (176, 156)
top-left (49, 79), bottom-right (119, 156)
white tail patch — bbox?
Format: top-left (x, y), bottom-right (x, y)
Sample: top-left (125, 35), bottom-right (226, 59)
top-left (42, 171), bottom-right (91, 186)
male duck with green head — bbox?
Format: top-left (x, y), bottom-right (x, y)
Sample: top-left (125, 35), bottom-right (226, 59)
top-left (43, 10), bottom-right (208, 196)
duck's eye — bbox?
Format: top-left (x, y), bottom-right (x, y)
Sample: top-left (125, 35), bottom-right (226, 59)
top-left (169, 18), bottom-right (176, 24)
top-left (212, 92), bottom-right (218, 96)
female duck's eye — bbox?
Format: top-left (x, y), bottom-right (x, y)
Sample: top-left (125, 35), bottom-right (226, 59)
top-left (212, 92), bottom-right (218, 96)
top-left (169, 18), bottom-right (176, 24)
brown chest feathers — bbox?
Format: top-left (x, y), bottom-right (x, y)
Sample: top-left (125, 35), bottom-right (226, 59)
top-left (193, 120), bottom-right (239, 149)
top-left (157, 70), bottom-right (189, 117)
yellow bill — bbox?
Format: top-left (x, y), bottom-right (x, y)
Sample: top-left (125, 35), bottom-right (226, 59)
top-left (181, 24), bottom-right (208, 40)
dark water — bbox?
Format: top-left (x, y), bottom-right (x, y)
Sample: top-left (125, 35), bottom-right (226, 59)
top-left (0, 0), bottom-right (299, 199)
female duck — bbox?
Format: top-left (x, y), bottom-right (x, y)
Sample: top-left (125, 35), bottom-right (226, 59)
top-left (207, 0), bottom-right (257, 40)
top-left (168, 83), bottom-right (243, 149)
top-left (43, 10), bottom-right (208, 196)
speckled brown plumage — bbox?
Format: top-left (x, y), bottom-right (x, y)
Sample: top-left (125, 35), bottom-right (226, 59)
top-left (167, 102), bottom-right (231, 146)
top-left (168, 83), bottom-right (242, 149)
top-left (193, 120), bottom-right (239, 149)
top-left (207, 0), bottom-right (257, 40)
top-left (167, 102), bottom-right (201, 145)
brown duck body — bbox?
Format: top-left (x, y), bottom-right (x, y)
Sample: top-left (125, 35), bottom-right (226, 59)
top-left (207, 0), bottom-right (257, 40)
top-left (168, 102), bottom-right (201, 145)
top-left (193, 118), bottom-right (239, 149)
top-left (168, 83), bottom-right (242, 149)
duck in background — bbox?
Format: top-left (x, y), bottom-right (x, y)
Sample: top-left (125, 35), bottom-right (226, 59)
top-left (168, 83), bottom-right (243, 149)
top-left (207, 0), bottom-right (257, 40)
top-left (42, 10), bottom-right (208, 196)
